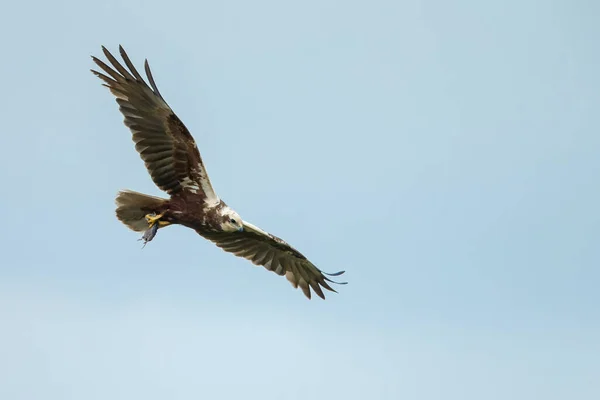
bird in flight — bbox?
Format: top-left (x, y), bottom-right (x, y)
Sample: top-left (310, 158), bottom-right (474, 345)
top-left (91, 46), bottom-right (346, 299)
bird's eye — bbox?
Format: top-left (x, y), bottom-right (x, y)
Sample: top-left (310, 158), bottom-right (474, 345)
top-left (230, 218), bottom-right (237, 224)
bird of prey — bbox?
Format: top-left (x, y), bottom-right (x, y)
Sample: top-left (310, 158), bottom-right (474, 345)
top-left (91, 46), bottom-right (346, 299)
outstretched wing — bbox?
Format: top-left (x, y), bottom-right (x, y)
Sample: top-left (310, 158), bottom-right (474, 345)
top-left (201, 221), bottom-right (346, 299)
top-left (91, 46), bottom-right (219, 202)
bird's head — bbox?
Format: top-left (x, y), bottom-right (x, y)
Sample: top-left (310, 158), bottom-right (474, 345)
top-left (219, 207), bottom-right (244, 232)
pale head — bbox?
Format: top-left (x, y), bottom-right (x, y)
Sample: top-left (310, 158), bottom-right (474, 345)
top-left (219, 206), bottom-right (244, 232)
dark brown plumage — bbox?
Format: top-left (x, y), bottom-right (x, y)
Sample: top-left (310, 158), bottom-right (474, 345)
top-left (92, 45), bottom-right (346, 299)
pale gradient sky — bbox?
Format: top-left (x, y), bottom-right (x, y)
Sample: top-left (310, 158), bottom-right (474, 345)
top-left (1, 0), bottom-right (599, 399)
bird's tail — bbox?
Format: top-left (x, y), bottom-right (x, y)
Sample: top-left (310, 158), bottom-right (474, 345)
top-left (115, 190), bottom-right (168, 232)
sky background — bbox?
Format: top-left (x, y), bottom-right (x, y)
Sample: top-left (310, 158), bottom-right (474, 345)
top-left (1, 0), bottom-right (599, 398)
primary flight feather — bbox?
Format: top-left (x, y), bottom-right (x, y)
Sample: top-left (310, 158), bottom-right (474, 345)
top-left (91, 45), bottom-right (346, 299)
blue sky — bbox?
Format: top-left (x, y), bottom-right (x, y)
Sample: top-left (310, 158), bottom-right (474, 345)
top-left (1, 0), bottom-right (599, 398)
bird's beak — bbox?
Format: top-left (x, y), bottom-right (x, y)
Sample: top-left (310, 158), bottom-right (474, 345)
top-left (238, 226), bottom-right (244, 232)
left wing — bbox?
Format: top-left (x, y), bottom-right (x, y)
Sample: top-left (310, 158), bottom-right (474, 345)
top-left (91, 46), bottom-right (219, 202)
top-left (200, 222), bottom-right (346, 299)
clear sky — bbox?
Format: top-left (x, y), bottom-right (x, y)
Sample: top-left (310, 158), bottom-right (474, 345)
top-left (1, 0), bottom-right (598, 399)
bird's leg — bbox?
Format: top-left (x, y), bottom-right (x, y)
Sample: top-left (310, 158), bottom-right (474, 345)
top-left (145, 211), bottom-right (169, 228)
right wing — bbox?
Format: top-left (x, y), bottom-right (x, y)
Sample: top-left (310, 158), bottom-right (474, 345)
top-left (201, 221), bottom-right (347, 299)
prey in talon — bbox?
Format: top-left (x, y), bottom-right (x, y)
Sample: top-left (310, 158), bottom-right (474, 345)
top-left (139, 222), bottom-right (159, 247)
top-left (138, 212), bottom-right (170, 247)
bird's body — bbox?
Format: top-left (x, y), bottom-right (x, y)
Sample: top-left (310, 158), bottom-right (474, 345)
top-left (91, 45), bottom-right (345, 299)
top-left (150, 191), bottom-right (231, 233)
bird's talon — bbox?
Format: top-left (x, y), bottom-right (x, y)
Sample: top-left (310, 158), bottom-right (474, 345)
top-left (145, 212), bottom-right (165, 227)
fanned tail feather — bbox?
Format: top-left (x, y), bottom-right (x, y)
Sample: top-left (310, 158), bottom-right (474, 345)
top-left (115, 190), bottom-right (168, 232)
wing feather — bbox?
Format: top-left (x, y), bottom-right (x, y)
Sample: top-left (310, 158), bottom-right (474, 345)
top-left (200, 221), bottom-right (346, 300)
top-left (91, 45), bottom-right (218, 201)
